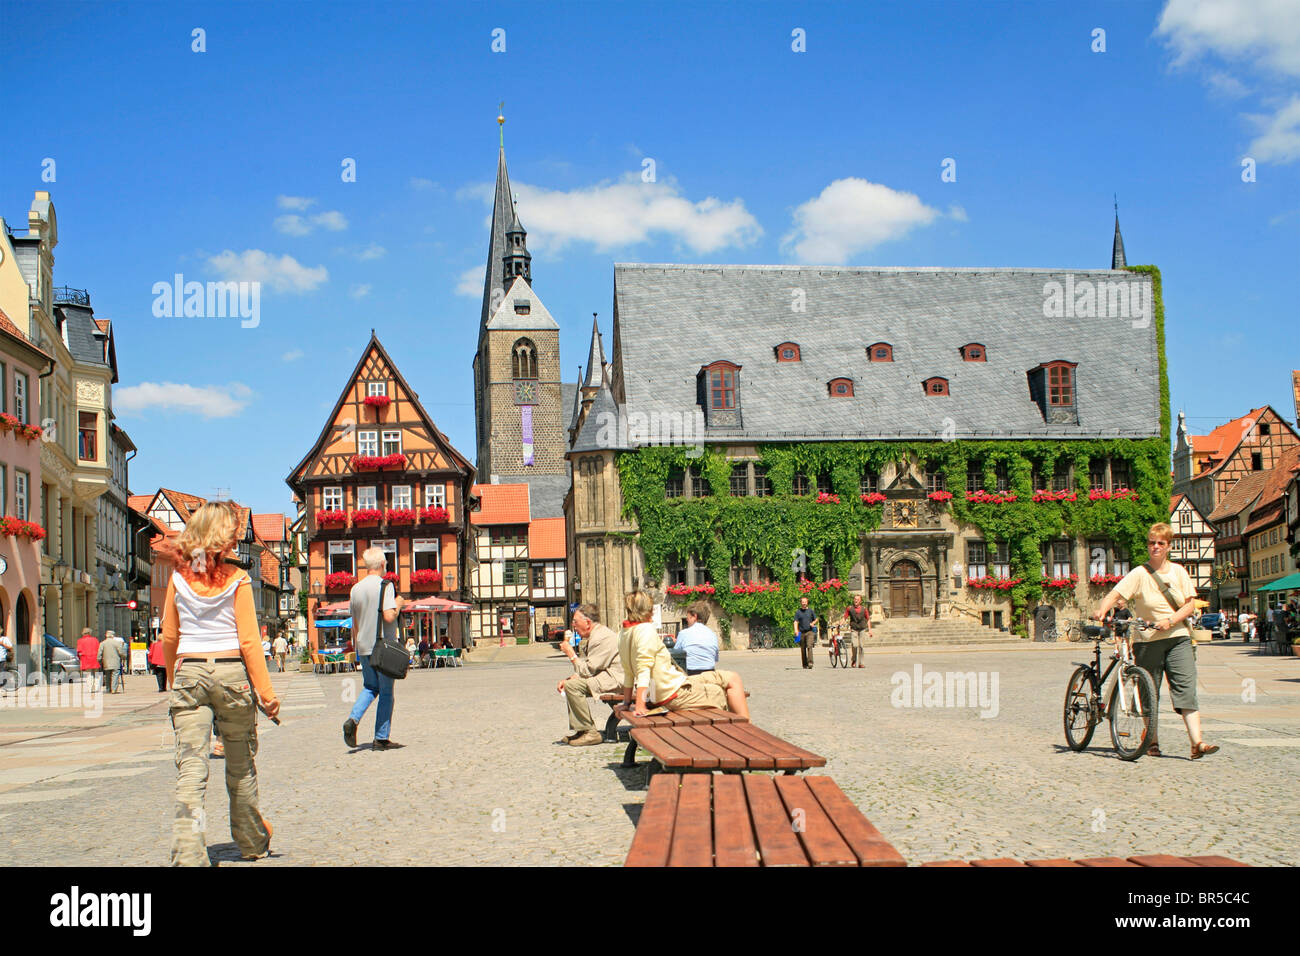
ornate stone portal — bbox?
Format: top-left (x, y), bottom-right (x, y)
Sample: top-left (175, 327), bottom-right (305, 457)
top-left (863, 458), bottom-right (954, 620)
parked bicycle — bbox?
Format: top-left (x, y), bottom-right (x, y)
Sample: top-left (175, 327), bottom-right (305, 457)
top-left (827, 626), bottom-right (850, 668)
top-left (1062, 614), bottom-right (1159, 761)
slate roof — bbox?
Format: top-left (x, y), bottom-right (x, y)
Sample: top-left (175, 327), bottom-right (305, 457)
top-left (58, 303), bottom-right (108, 367)
top-left (611, 264), bottom-right (1161, 442)
top-left (566, 379), bottom-right (581, 436)
top-left (519, 473), bottom-right (571, 519)
top-left (484, 276), bottom-right (558, 331)
top-left (570, 381), bottom-right (632, 454)
top-left (479, 148), bottom-right (517, 337)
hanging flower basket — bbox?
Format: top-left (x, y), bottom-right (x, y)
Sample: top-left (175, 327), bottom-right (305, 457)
top-left (351, 453), bottom-right (406, 471)
top-left (1043, 573), bottom-right (1079, 590)
top-left (860, 492), bottom-right (886, 505)
top-left (0, 414), bottom-right (42, 442)
top-left (0, 517), bottom-right (46, 540)
top-left (1088, 488), bottom-right (1139, 502)
top-left (1089, 573), bottom-right (1124, 586)
top-left (927, 491), bottom-right (953, 502)
top-left (351, 508), bottom-right (383, 523)
top-left (325, 571), bottom-right (356, 591)
top-left (315, 509), bottom-right (347, 526)
top-left (363, 395), bottom-right (392, 410)
top-left (966, 575), bottom-right (1022, 590)
top-left (386, 508), bottom-right (416, 525)
top-left (418, 506), bottom-right (449, 524)
top-left (965, 491), bottom-right (1018, 504)
top-left (815, 492), bottom-right (841, 504)
top-left (411, 569), bottom-right (443, 588)
top-left (1032, 489), bottom-right (1077, 503)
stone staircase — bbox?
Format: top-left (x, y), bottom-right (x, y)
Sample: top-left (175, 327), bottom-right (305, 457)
top-left (868, 617), bottom-right (1025, 648)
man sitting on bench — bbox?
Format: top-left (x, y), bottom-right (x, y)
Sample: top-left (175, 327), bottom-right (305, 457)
top-left (670, 601), bottom-right (719, 675)
top-left (556, 604), bottom-right (624, 747)
top-left (619, 590), bottom-right (749, 720)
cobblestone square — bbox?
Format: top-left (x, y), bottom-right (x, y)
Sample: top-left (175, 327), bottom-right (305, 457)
top-left (1, 641), bottom-right (1297, 866)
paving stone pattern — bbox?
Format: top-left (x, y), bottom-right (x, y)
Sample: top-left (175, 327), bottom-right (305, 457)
top-left (0, 643), bottom-right (1296, 866)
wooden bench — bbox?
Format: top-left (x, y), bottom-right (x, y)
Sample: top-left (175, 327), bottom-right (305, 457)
top-left (616, 706), bottom-right (825, 780)
top-left (920, 854), bottom-right (1249, 867)
top-left (625, 772), bottom-right (906, 867)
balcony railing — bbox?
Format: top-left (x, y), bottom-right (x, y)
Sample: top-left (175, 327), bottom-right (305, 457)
top-left (53, 286), bottom-right (90, 306)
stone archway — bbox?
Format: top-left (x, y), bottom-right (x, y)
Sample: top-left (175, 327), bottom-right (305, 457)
top-left (889, 559), bottom-right (923, 617)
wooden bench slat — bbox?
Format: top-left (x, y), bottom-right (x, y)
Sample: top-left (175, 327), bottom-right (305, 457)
top-left (700, 723), bottom-right (777, 770)
top-left (711, 722), bottom-right (803, 771)
top-left (803, 777), bottom-right (906, 867)
top-left (671, 725), bottom-right (748, 770)
top-left (773, 775), bottom-right (859, 866)
top-left (742, 775), bottom-right (809, 867)
top-left (1073, 857), bottom-right (1140, 867)
top-left (668, 775), bottom-right (714, 867)
top-left (737, 723), bottom-right (828, 767)
top-left (630, 728), bottom-right (694, 768)
top-left (921, 860), bottom-right (972, 867)
top-left (1127, 854), bottom-right (1201, 867)
top-left (1025, 858), bottom-right (1084, 867)
top-left (969, 858), bottom-right (1027, 867)
top-left (1182, 855), bottom-right (1250, 867)
top-left (712, 775), bottom-right (759, 867)
top-left (661, 710), bottom-right (699, 727)
top-left (624, 773), bottom-right (680, 867)
top-left (654, 727), bottom-right (720, 769)
top-left (715, 721), bottom-right (820, 770)
top-left (691, 706), bottom-right (748, 723)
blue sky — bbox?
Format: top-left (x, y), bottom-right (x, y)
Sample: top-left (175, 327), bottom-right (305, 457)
top-left (1, 0), bottom-right (1296, 517)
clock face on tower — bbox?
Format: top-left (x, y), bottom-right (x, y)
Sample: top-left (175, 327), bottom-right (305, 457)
top-left (513, 379), bottom-right (537, 405)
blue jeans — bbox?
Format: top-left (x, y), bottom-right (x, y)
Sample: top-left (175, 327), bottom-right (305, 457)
top-left (348, 654), bottom-right (394, 742)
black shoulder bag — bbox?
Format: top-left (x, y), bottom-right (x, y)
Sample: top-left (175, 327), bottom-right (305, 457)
top-left (368, 579), bottom-right (410, 680)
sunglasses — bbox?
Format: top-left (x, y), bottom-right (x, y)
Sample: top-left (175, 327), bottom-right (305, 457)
top-left (1146, 540), bottom-right (1169, 546)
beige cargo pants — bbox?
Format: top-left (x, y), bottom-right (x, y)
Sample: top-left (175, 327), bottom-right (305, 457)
top-left (169, 660), bottom-right (269, 866)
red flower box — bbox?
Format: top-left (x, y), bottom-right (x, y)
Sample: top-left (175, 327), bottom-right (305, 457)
top-left (315, 509), bottom-right (347, 525)
top-left (966, 575), bottom-right (1022, 590)
top-left (363, 395), bottom-right (392, 409)
top-left (0, 414), bottom-right (42, 442)
top-left (382, 571), bottom-right (400, 583)
top-left (351, 508), bottom-right (383, 523)
top-left (351, 453), bottom-right (406, 471)
top-left (410, 569), bottom-right (443, 588)
top-left (1032, 489), bottom-right (1077, 503)
top-left (1089, 573), bottom-right (1124, 586)
top-left (0, 517), bottom-right (46, 540)
top-left (732, 580), bottom-right (780, 595)
top-left (1087, 488), bottom-right (1139, 502)
top-left (386, 508), bottom-right (416, 525)
top-left (927, 490), bottom-right (954, 502)
top-left (860, 492), bottom-right (887, 505)
top-left (1043, 573), bottom-right (1079, 589)
top-left (965, 491), bottom-right (1018, 504)
top-left (815, 492), bottom-right (841, 504)
top-left (325, 571), bottom-right (356, 591)
top-left (419, 506), bottom-right (449, 524)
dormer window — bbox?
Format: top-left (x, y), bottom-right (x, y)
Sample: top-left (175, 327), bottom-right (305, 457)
top-left (1027, 360), bottom-right (1079, 424)
top-left (774, 342), bottom-right (801, 362)
top-left (828, 377), bottom-right (854, 397)
top-left (697, 361), bottom-right (743, 428)
top-left (923, 377), bottom-right (949, 396)
top-left (960, 344), bottom-right (986, 362)
top-left (867, 343), bottom-right (893, 362)
top-left (514, 300), bottom-right (531, 315)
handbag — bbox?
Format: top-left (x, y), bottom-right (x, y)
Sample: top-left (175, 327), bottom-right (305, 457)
top-left (367, 579), bottom-right (410, 680)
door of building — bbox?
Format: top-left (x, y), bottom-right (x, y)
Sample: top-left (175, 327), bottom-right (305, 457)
top-left (889, 560), bottom-right (923, 617)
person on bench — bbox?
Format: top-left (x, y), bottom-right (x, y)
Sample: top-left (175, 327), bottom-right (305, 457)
top-left (619, 590), bottom-right (749, 720)
top-left (670, 601), bottom-right (719, 675)
top-left (556, 604), bottom-right (624, 747)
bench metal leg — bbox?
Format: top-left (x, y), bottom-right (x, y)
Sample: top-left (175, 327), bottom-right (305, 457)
top-left (622, 739), bottom-right (639, 768)
top-left (602, 710), bottom-right (621, 742)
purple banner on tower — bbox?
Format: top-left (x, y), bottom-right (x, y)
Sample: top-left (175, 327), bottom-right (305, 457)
top-left (521, 405), bottom-right (534, 465)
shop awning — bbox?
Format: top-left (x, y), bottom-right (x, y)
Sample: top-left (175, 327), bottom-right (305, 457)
top-left (403, 596), bottom-right (470, 612)
top-left (1256, 572), bottom-right (1300, 592)
top-left (315, 618), bottom-right (352, 629)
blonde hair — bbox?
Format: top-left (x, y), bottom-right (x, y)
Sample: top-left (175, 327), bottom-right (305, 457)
top-left (362, 547), bottom-right (387, 570)
top-left (157, 501), bottom-right (240, 587)
top-left (1148, 522), bottom-right (1174, 544)
top-left (624, 590), bottom-right (653, 623)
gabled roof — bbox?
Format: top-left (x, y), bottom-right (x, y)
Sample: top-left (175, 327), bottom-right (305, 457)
top-left (470, 483), bottom-right (530, 525)
top-left (284, 332), bottom-right (474, 491)
top-left (127, 495), bottom-right (153, 513)
top-left (528, 516), bottom-right (567, 559)
top-left (0, 305), bottom-right (53, 365)
top-left (484, 276), bottom-right (558, 331)
top-left (259, 548), bottom-right (281, 589)
top-left (1207, 472), bottom-right (1270, 522)
top-left (252, 513), bottom-right (290, 542)
top-left (1189, 406), bottom-right (1295, 481)
top-left (1169, 493), bottom-right (1184, 514)
top-left (612, 264), bottom-right (1161, 441)
top-left (158, 488), bottom-right (207, 520)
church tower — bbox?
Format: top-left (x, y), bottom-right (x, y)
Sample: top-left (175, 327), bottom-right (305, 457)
top-left (472, 115), bottom-right (566, 482)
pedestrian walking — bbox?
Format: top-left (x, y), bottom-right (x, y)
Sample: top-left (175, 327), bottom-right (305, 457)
top-left (1094, 521), bottom-right (1218, 760)
top-left (157, 501), bottom-right (280, 866)
top-left (842, 594), bottom-right (874, 669)
top-left (273, 633), bottom-right (288, 672)
top-left (342, 547), bottom-right (406, 751)
top-left (98, 630), bottom-right (126, 693)
top-left (76, 628), bottom-right (101, 692)
top-left (794, 596), bottom-right (817, 669)
top-left (147, 637), bottom-right (167, 692)
top-left (0, 632), bottom-right (15, 690)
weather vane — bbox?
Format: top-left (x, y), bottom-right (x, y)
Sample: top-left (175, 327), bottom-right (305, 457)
top-left (498, 101), bottom-right (505, 149)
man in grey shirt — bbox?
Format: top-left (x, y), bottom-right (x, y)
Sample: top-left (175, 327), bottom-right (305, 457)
top-left (97, 630), bottom-right (126, 693)
top-left (344, 548), bottom-right (406, 750)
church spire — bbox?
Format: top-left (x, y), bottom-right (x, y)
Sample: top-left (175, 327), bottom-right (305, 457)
top-left (480, 112), bottom-right (520, 335)
top-left (582, 313), bottom-right (606, 393)
top-left (1111, 198), bottom-right (1127, 269)
top-left (503, 198), bottom-right (532, 286)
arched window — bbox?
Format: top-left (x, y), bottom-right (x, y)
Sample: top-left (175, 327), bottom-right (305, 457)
top-left (923, 377), bottom-right (949, 396)
top-left (867, 343), bottom-right (893, 362)
top-left (512, 338), bottom-right (537, 380)
top-left (828, 377), bottom-right (854, 397)
top-left (702, 361), bottom-right (740, 411)
top-left (774, 342), bottom-right (801, 362)
top-left (960, 343), bottom-right (986, 362)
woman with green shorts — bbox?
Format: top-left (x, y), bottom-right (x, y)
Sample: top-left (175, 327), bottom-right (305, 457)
top-left (1093, 522), bottom-right (1219, 760)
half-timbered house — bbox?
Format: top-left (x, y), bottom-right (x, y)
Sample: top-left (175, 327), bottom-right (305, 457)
top-left (1174, 407), bottom-right (1300, 519)
top-left (286, 333), bottom-right (475, 649)
top-left (1169, 493), bottom-right (1215, 596)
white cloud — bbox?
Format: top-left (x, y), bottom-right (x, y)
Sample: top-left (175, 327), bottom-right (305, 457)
top-left (349, 284), bottom-right (371, 299)
top-left (781, 178), bottom-right (940, 264)
top-left (1205, 71), bottom-right (1250, 98)
top-left (1246, 94), bottom-right (1300, 162)
top-left (455, 266), bottom-right (482, 297)
top-left (356, 242), bottom-right (386, 260)
top-left (207, 249), bottom-right (328, 292)
top-left (278, 195), bottom-right (317, 211)
top-left (947, 204), bottom-right (969, 223)
top-left (1156, 0), bottom-right (1300, 76)
top-left (282, 349), bottom-right (303, 362)
top-left (464, 174), bottom-right (762, 254)
top-left (115, 382), bottom-right (253, 418)
top-left (274, 209), bottom-right (348, 235)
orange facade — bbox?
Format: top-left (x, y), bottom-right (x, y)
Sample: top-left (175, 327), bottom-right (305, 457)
top-left (287, 334), bottom-right (475, 649)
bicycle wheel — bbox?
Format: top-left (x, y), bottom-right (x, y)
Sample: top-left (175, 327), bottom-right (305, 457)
top-left (829, 642), bottom-right (841, 668)
top-left (1109, 665), bottom-right (1157, 761)
top-left (1062, 666), bottom-right (1097, 751)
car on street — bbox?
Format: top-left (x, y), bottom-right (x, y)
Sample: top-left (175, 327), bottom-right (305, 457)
top-left (43, 634), bottom-right (83, 682)
top-left (1198, 612), bottom-right (1225, 639)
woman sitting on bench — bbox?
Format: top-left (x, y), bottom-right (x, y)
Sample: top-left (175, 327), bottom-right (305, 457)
top-left (618, 590), bottom-right (749, 720)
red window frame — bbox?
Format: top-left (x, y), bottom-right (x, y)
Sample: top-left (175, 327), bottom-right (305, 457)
top-left (923, 377), bottom-right (949, 396)
top-left (775, 343), bottom-right (801, 362)
top-left (1046, 363), bottom-right (1073, 406)
top-left (867, 343), bottom-right (893, 362)
top-left (704, 362), bottom-right (740, 410)
top-left (961, 343), bottom-right (986, 362)
top-left (828, 378), bottom-right (854, 397)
